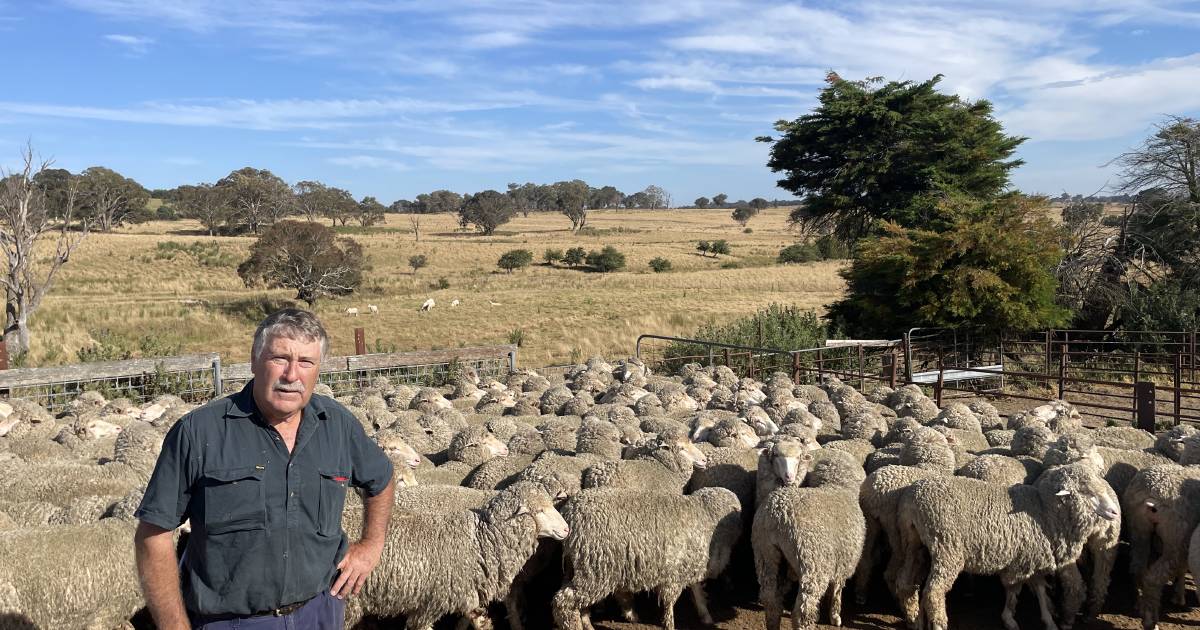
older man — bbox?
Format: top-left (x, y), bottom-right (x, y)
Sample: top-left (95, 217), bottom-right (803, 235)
top-left (134, 309), bottom-right (394, 629)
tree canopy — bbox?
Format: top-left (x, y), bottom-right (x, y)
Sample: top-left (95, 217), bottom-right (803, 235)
top-left (237, 220), bottom-right (365, 306)
top-left (460, 189), bottom-right (515, 235)
top-left (826, 193), bottom-right (1069, 336)
top-left (759, 73), bottom-right (1025, 241)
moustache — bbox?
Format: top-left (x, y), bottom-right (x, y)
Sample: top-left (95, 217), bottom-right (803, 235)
top-left (273, 382), bottom-right (306, 393)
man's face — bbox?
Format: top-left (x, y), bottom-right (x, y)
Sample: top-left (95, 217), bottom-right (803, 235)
top-left (252, 334), bottom-right (323, 423)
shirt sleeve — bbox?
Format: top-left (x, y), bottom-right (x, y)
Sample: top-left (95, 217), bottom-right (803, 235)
top-left (345, 415), bottom-right (394, 497)
top-left (134, 419), bottom-right (197, 531)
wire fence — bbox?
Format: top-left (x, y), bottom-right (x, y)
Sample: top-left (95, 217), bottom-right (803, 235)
top-left (0, 345), bottom-right (518, 413)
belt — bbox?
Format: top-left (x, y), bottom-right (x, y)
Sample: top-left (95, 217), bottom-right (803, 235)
top-left (191, 595), bottom-right (315, 623)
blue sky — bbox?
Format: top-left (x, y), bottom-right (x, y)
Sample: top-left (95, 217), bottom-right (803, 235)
top-left (1, 1), bottom-right (1198, 204)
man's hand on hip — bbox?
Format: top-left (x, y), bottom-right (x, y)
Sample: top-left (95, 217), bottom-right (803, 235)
top-left (331, 539), bottom-right (384, 599)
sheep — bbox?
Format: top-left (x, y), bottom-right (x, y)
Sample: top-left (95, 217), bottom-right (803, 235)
top-left (344, 481), bottom-right (569, 629)
top-left (392, 485), bottom-right (494, 515)
top-left (888, 385), bottom-right (940, 422)
top-left (1153, 424), bottom-right (1199, 461)
top-left (451, 299), bottom-right (460, 307)
top-left (753, 466), bottom-right (865, 629)
top-left (931, 402), bottom-right (983, 434)
top-left (420, 298), bottom-right (435, 312)
top-left (346, 306), bottom-right (359, 316)
top-left (581, 431), bottom-right (707, 493)
top-left (825, 438), bottom-right (876, 468)
top-left (1090, 425), bottom-right (1155, 451)
top-left (1096, 446), bottom-right (1171, 497)
top-left (756, 436), bottom-right (815, 507)
top-left (841, 411), bottom-right (889, 446)
top-left (705, 417), bottom-right (760, 448)
top-left (552, 486), bottom-right (742, 630)
top-left (575, 419), bottom-right (624, 460)
top-left (686, 444), bottom-right (761, 513)
top-left (368, 303), bottom-right (379, 314)
top-left (895, 463), bottom-right (1119, 630)
top-left (1123, 462), bottom-right (1200, 629)
top-left (968, 400), bottom-right (1004, 431)
top-left (957, 454), bottom-right (1041, 486)
top-left (0, 519), bottom-right (143, 629)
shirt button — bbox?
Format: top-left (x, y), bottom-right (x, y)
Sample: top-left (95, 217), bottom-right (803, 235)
top-left (290, 492), bottom-right (295, 497)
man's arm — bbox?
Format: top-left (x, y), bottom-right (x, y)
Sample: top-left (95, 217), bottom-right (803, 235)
top-left (134, 521), bottom-right (190, 630)
top-left (331, 478), bottom-right (394, 599)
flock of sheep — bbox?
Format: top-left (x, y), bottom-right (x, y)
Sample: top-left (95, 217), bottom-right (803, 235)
top-left (4, 356), bottom-right (1200, 629)
top-left (345, 298), bottom-right (471, 316)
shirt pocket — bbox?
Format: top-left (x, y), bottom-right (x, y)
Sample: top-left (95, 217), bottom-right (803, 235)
top-left (317, 468), bottom-right (350, 537)
top-left (202, 465), bottom-right (267, 535)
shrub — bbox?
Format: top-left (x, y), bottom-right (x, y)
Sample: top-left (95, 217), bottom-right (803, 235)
top-left (743, 227), bottom-right (753, 234)
top-left (778, 242), bottom-right (821, 264)
top-left (563, 246), bottom-right (587, 267)
top-left (663, 304), bottom-right (829, 361)
top-left (497, 249), bottom-right (534, 273)
top-left (710, 239), bottom-right (731, 256)
top-left (815, 234), bottom-right (851, 259)
top-left (430, 277), bottom-right (450, 290)
top-left (408, 254), bottom-right (428, 274)
top-left (649, 257), bottom-right (672, 273)
top-left (237, 221), bottom-right (365, 306)
top-left (586, 246), bottom-right (626, 272)
top-left (507, 328), bottom-right (526, 347)
top-left (697, 240), bottom-right (711, 257)
top-left (544, 248), bottom-right (564, 265)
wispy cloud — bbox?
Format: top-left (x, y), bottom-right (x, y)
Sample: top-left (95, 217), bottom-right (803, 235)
top-left (327, 155), bottom-right (409, 172)
top-left (103, 33), bottom-right (154, 54)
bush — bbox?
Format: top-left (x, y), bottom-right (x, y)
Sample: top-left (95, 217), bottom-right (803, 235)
top-left (697, 240), bottom-right (711, 256)
top-left (663, 304), bottom-right (829, 361)
top-left (238, 221), bottom-right (365, 306)
top-left (743, 227), bottom-right (753, 234)
top-left (497, 249), bottom-right (533, 273)
top-left (778, 242), bottom-right (821, 263)
top-left (586, 246), bottom-right (626, 272)
top-left (649, 257), bottom-right (672, 273)
top-left (563, 247), bottom-right (587, 267)
top-left (408, 254), bottom-right (428, 273)
top-left (430, 277), bottom-right (450, 290)
top-left (507, 328), bottom-right (526, 347)
top-left (815, 234), bottom-right (851, 259)
top-left (710, 239), bottom-right (731, 256)
top-left (544, 248), bottom-right (564, 265)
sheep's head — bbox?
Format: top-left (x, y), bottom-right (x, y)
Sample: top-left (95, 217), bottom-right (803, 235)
top-left (886, 417), bottom-right (921, 444)
top-left (657, 431), bottom-right (708, 470)
top-left (1044, 464), bottom-right (1120, 523)
top-left (489, 482), bottom-right (570, 540)
top-left (764, 437), bottom-right (813, 485)
top-left (690, 414), bottom-right (719, 442)
top-left (1044, 433), bottom-right (1105, 472)
top-left (376, 433), bottom-right (421, 469)
top-left (743, 406), bottom-right (779, 437)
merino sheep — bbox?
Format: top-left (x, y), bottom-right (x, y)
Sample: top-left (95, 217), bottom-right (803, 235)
top-left (895, 463), bottom-right (1119, 630)
top-left (368, 304), bottom-right (379, 314)
top-left (419, 298), bottom-right (435, 312)
top-left (553, 486), bottom-right (742, 630)
top-left (344, 482), bottom-right (568, 629)
top-left (1153, 424), bottom-right (1199, 461)
top-left (346, 307), bottom-right (359, 316)
top-left (755, 437), bottom-right (815, 507)
top-left (753, 472), bottom-right (865, 629)
top-left (581, 432), bottom-right (707, 493)
top-left (1124, 462), bottom-right (1200, 629)
top-left (1091, 425), bottom-right (1155, 451)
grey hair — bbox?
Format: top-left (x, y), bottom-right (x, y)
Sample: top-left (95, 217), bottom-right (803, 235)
top-left (251, 308), bottom-right (329, 364)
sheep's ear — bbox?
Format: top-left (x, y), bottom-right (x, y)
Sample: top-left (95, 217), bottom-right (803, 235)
top-left (515, 504), bottom-right (530, 517)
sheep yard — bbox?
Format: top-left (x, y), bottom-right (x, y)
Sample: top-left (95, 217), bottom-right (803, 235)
top-left (26, 206), bottom-right (843, 370)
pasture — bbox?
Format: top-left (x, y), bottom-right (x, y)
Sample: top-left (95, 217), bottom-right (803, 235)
top-left (28, 207), bottom-right (846, 368)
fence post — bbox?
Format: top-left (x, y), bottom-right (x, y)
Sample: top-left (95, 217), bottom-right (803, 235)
top-left (708, 346), bottom-right (714, 368)
top-left (748, 352), bottom-right (755, 380)
top-left (858, 344), bottom-right (866, 391)
top-left (1175, 353), bottom-right (1183, 426)
top-left (723, 348), bottom-right (730, 368)
top-left (0, 343), bottom-right (7, 371)
top-left (998, 337), bottom-right (1006, 392)
top-left (817, 348), bottom-right (824, 383)
top-left (882, 353), bottom-right (897, 388)
top-left (354, 327), bottom-right (366, 356)
top-left (1058, 343), bottom-right (1068, 400)
top-left (212, 356), bottom-right (223, 398)
top-left (792, 352), bottom-right (801, 384)
top-left (935, 352), bottom-right (945, 407)
top-left (902, 333), bottom-right (913, 382)
top-left (1135, 382), bottom-right (1157, 432)
top-left (1045, 330), bottom-right (1052, 376)
top-left (508, 347), bottom-right (518, 372)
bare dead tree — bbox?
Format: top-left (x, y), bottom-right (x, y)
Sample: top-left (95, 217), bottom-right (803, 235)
top-left (409, 213), bottom-right (421, 242)
top-left (1111, 115), bottom-right (1199, 202)
top-left (0, 144), bottom-right (90, 358)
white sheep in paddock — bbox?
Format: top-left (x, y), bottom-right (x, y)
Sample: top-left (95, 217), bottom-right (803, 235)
top-left (345, 307), bottom-right (359, 316)
top-left (368, 304), bottom-right (379, 315)
top-left (451, 299), bottom-right (460, 307)
top-left (420, 298), bottom-right (435, 312)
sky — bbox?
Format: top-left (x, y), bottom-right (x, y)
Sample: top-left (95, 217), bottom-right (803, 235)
top-left (0, 1), bottom-right (1198, 204)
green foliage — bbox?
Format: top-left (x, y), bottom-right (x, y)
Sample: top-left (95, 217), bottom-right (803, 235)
top-left (826, 194), bottom-right (1071, 337)
top-left (1118, 277), bottom-right (1200, 333)
top-left (430, 277), bottom-right (450, 290)
top-left (760, 74), bottom-right (1025, 241)
top-left (408, 254), bottom-right (428, 273)
top-left (497, 248), bottom-right (533, 273)
top-left (586, 246), bottom-right (626, 272)
top-left (778, 242), bottom-right (822, 264)
top-left (237, 220), bottom-right (366, 306)
top-left (743, 227), bottom-right (753, 234)
top-left (154, 241), bottom-right (238, 267)
top-left (664, 304), bottom-right (828, 360)
top-left (544, 248), bottom-right (564, 265)
top-left (731, 206), bottom-right (760, 227)
top-left (697, 240), bottom-right (711, 256)
top-left (77, 329), bottom-right (183, 363)
top-left (710, 240), bottom-right (731, 256)
top-left (460, 190), bottom-right (516, 235)
top-left (649, 257), bottom-right (672, 272)
top-left (372, 338), bottom-right (398, 354)
top-left (815, 234), bottom-right (852, 259)
top-left (712, 193), bottom-right (728, 207)
top-left (694, 197), bottom-right (710, 209)
top-left (563, 247), bottom-right (586, 267)
top-left (506, 328), bottom-right (526, 347)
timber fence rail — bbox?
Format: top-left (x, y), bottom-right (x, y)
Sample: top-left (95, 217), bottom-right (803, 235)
top-left (0, 345), bottom-right (518, 413)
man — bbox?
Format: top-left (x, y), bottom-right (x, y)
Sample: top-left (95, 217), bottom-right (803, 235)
top-left (134, 308), bottom-right (395, 629)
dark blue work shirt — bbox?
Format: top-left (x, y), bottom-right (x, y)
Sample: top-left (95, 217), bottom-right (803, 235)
top-left (135, 381), bottom-right (393, 616)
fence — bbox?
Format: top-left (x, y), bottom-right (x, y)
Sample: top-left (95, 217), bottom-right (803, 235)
top-left (0, 345), bottom-right (518, 412)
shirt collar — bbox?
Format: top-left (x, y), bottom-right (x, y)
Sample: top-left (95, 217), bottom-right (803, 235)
top-left (226, 380), bottom-right (328, 421)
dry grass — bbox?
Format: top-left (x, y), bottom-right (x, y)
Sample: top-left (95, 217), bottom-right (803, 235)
top-left (30, 207), bottom-right (846, 368)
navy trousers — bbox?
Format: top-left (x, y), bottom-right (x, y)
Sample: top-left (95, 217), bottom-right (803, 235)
top-left (190, 592), bottom-right (345, 630)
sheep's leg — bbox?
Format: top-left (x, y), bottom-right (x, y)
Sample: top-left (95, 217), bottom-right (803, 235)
top-left (1000, 581), bottom-right (1021, 630)
top-left (827, 578), bottom-right (845, 627)
top-left (689, 582), bottom-right (714, 625)
top-left (919, 554), bottom-right (960, 630)
top-left (1057, 564), bottom-right (1086, 629)
top-left (406, 610), bottom-right (441, 630)
top-left (552, 585), bottom-right (591, 630)
top-left (504, 595), bottom-right (524, 630)
top-left (656, 583), bottom-right (684, 630)
top-left (614, 591), bottom-right (639, 622)
top-left (1141, 554), bottom-right (1183, 629)
top-left (894, 527), bottom-right (927, 629)
top-left (854, 515), bottom-right (881, 604)
top-left (1029, 576), bottom-right (1061, 630)
top-left (755, 541), bottom-right (785, 630)
top-left (1170, 565), bottom-right (1187, 607)
top-left (790, 577), bottom-right (821, 630)
top-left (1086, 534), bottom-right (1118, 618)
